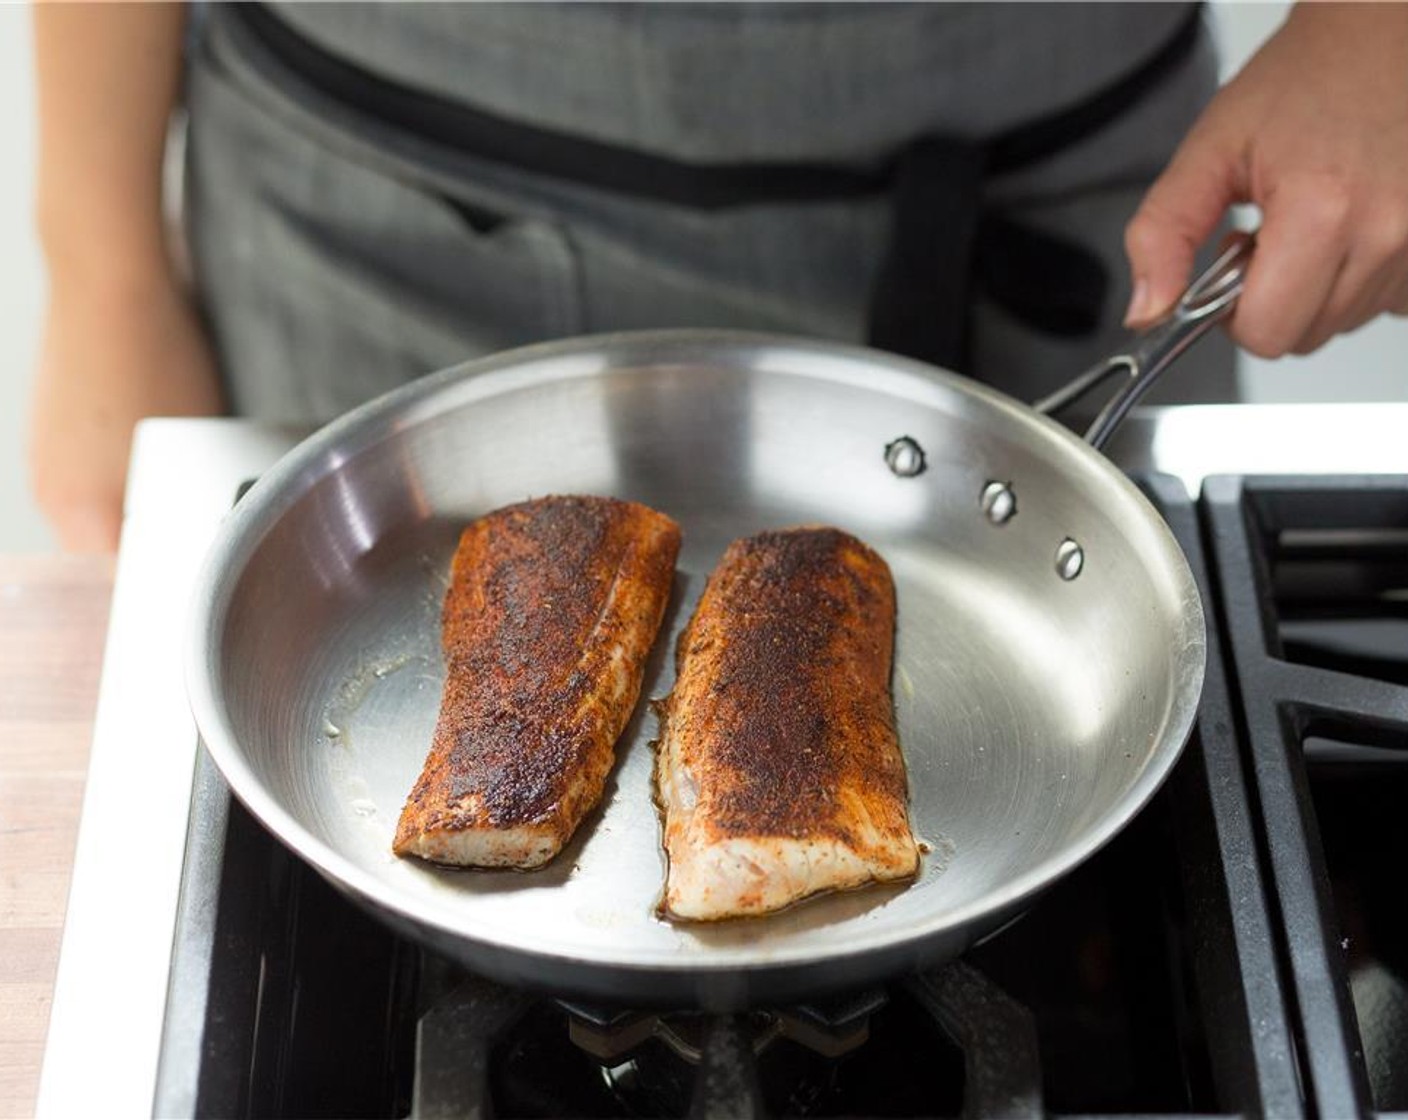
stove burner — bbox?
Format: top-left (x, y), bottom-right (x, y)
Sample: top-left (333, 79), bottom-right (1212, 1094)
top-left (552, 989), bottom-right (892, 1117)
top-left (498, 975), bottom-right (974, 1118)
top-left (561, 988), bottom-right (888, 1065)
top-left (409, 961), bottom-right (1040, 1118)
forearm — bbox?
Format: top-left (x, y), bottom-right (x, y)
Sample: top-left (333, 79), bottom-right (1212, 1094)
top-left (33, 1), bottom-right (189, 292)
top-left (29, 2), bottom-right (222, 553)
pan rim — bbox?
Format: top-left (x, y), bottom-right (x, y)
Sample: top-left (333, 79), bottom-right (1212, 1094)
top-left (185, 328), bottom-right (1206, 976)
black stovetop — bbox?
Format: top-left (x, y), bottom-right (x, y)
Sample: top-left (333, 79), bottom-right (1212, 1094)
top-left (154, 475), bottom-right (1408, 1120)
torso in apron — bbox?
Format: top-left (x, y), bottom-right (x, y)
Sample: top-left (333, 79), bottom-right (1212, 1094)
top-left (184, 2), bottom-right (1235, 425)
top-left (266, 2), bottom-right (1199, 162)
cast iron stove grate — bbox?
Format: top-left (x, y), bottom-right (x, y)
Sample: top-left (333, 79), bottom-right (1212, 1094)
top-left (1202, 475), bottom-right (1408, 1119)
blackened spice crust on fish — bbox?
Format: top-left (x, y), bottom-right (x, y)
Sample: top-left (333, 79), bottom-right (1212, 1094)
top-left (657, 526), bottom-right (919, 921)
top-left (395, 495), bottom-right (680, 868)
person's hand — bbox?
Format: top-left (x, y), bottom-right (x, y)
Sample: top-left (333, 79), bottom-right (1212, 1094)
top-left (1124, 3), bottom-right (1408, 357)
top-left (29, 271), bottom-right (225, 552)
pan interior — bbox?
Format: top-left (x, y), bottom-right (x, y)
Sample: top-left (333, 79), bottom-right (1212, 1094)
top-left (206, 345), bottom-right (1201, 972)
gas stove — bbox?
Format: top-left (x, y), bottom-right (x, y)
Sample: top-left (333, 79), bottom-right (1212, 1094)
top-left (37, 407), bottom-right (1408, 1119)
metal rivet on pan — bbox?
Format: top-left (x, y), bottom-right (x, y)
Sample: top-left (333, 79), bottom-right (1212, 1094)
top-left (1056, 538), bottom-right (1085, 581)
top-left (980, 481), bottom-right (1016, 525)
top-left (884, 436), bottom-right (927, 478)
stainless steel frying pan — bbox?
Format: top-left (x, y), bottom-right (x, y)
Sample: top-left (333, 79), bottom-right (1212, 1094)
top-left (187, 240), bottom-right (1251, 1009)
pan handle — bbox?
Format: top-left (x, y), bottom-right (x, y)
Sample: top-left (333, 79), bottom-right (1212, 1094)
top-left (1033, 233), bottom-right (1254, 451)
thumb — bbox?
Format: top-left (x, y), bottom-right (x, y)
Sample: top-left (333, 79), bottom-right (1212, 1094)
top-left (1123, 123), bottom-right (1242, 326)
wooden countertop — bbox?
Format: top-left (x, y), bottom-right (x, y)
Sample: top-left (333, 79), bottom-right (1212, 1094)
top-left (0, 556), bottom-right (114, 1120)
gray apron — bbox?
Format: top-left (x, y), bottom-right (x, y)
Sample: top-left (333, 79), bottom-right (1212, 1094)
top-left (184, 2), bottom-right (1236, 427)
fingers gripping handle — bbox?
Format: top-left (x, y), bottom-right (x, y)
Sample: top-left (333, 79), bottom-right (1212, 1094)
top-left (1035, 234), bottom-right (1254, 451)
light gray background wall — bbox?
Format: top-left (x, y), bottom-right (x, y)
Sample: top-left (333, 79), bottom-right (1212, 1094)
top-left (1, 5), bottom-right (50, 551)
top-left (0, 2), bottom-right (1403, 551)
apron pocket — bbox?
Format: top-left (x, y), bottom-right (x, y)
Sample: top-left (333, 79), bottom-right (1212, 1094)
top-left (185, 24), bottom-right (584, 424)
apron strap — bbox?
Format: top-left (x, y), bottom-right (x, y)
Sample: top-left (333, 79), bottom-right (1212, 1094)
top-left (867, 140), bottom-right (987, 372)
top-left (867, 5), bottom-right (1204, 371)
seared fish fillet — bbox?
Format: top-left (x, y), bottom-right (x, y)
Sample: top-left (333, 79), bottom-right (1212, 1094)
top-left (657, 527), bottom-right (918, 921)
top-left (394, 495), bottom-right (680, 868)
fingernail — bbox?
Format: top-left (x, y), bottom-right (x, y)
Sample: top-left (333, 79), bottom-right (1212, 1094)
top-left (1124, 278), bottom-right (1150, 327)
